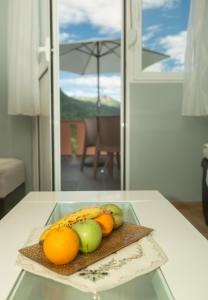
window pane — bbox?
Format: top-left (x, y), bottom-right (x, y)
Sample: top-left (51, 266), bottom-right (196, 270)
top-left (142, 0), bottom-right (191, 72)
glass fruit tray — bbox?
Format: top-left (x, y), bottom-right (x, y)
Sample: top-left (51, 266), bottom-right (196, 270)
top-left (8, 202), bottom-right (174, 300)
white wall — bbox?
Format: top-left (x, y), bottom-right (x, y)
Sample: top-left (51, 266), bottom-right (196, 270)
top-left (128, 82), bottom-right (208, 201)
top-left (0, 1), bottom-right (33, 192)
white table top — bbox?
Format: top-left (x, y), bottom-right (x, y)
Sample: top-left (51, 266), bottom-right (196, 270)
top-left (0, 190), bottom-right (208, 300)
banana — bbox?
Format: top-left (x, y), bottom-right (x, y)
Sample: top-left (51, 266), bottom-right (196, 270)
top-left (39, 206), bottom-right (104, 243)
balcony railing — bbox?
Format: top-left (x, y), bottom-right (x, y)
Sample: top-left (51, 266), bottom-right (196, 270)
top-left (61, 120), bottom-right (95, 156)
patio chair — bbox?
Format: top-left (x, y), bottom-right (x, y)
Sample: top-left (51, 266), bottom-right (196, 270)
top-left (80, 118), bottom-right (97, 171)
top-left (93, 116), bottom-right (120, 179)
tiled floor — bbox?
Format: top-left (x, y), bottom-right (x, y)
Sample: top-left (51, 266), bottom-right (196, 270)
top-left (61, 155), bottom-right (121, 191)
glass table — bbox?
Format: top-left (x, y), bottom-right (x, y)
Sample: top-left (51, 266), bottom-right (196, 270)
top-left (8, 202), bottom-right (174, 300)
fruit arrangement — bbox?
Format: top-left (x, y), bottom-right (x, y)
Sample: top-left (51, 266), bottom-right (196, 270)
top-left (41, 204), bottom-right (124, 265)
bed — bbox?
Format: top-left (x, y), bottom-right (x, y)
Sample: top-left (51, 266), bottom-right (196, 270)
top-left (0, 158), bottom-right (25, 219)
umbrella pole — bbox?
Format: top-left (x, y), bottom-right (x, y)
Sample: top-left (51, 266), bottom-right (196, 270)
top-left (96, 42), bottom-right (101, 114)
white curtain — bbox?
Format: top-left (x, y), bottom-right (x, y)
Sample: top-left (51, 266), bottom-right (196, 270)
top-left (7, 0), bottom-right (40, 116)
top-left (182, 0), bottom-right (208, 116)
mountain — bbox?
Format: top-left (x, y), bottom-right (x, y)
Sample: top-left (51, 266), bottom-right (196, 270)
top-left (60, 90), bottom-right (120, 121)
top-left (75, 95), bottom-right (120, 108)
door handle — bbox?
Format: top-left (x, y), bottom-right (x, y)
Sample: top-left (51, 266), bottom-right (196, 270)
top-left (128, 0), bottom-right (137, 49)
top-left (128, 0), bottom-right (140, 49)
top-left (38, 37), bottom-right (51, 63)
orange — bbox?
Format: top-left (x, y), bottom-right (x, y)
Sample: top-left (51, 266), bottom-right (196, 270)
top-left (43, 227), bottom-right (79, 265)
top-left (94, 212), bottom-right (114, 237)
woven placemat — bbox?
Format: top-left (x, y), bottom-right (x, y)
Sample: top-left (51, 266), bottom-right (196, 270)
top-left (19, 223), bottom-right (153, 276)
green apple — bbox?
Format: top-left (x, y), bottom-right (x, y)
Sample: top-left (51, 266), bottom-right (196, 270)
top-left (101, 204), bottom-right (123, 229)
top-left (72, 220), bottom-right (102, 254)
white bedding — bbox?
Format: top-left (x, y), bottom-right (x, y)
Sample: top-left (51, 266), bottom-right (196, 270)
top-left (0, 159), bottom-right (25, 198)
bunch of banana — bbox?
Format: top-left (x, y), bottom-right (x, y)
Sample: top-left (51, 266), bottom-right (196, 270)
top-left (39, 207), bottom-right (104, 243)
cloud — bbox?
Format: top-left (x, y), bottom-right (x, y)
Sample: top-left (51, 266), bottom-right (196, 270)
top-left (61, 75), bottom-right (121, 100)
top-left (64, 89), bottom-right (96, 98)
top-left (59, 32), bottom-right (70, 43)
top-left (144, 61), bottom-right (165, 72)
top-left (143, 0), bottom-right (179, 10)
top-left (143, 25), bottom-right (161, 44)
top-left (59, 0), bottom-right (121, 33)
top-left (62, 75), bottom-right (120, 88)
top-left (159, 30), bottom-right (187, 69)
top-left (59, 32), bottom-right (79, 44)
top-left (144, 30), bottom-right (187, 72)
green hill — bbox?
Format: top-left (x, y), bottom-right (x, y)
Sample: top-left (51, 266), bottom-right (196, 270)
top-left (60, 90), bottom-right (120, 121)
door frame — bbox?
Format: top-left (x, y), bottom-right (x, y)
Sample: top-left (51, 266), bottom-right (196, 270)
top-left (32, 0), bottom-right (61, 191)
top-left (121, 0), bottom-right (127, 190)
top-left (51, 0), bottom-right (61, 191)
top-left (51, 0), bottom-right (126, 191)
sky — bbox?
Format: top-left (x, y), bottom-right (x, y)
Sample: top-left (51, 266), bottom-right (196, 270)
top-left (142, 0), bottom-right (191, 72)
top-left (59, 0), bottom-right (190, 100)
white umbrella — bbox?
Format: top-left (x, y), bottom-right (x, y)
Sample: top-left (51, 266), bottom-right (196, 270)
top-left (60, 39), bottom-right (168, 108)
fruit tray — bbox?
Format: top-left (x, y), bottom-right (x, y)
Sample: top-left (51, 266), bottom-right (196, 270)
top-left (19, 223), bottom-right (152, 276)
top-left (17, 222), bottom-right (168, 293)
